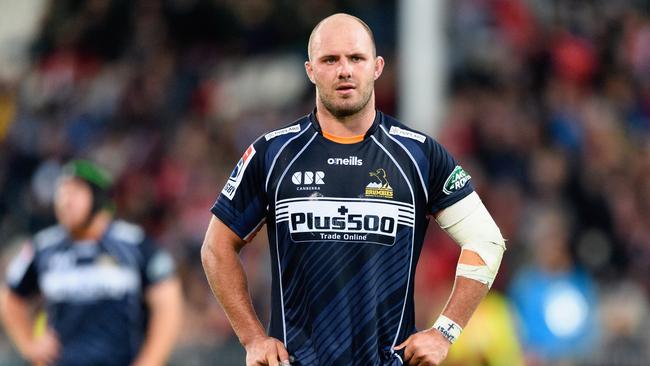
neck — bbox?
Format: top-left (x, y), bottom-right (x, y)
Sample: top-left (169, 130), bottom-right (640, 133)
top-left (316, 94), bottom-right (376, 137)
top-left (70, 211), bottom-right (112, 241)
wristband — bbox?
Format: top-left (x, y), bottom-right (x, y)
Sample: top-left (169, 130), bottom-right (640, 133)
top-left (432, 315), bottom-right (463, 344)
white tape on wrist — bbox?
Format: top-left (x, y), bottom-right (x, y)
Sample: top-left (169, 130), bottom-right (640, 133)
top-left (432, 315), bottom-right (463, 344)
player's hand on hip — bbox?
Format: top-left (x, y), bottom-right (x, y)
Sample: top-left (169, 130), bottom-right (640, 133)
top-left (24, 328), bottom-right (60, 365)
top-left (244, 335), bottom-right (290, 366)
top-left (393, 328), bottom-right (450, 366)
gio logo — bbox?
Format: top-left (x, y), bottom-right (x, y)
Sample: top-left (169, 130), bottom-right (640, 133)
top-left (292, 171), bottom-right (325, 185)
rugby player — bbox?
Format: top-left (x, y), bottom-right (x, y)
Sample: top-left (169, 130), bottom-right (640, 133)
top-left (202, 13), bottom-right (506, 366)
top-left (1, 160), bottom-right (183, 366)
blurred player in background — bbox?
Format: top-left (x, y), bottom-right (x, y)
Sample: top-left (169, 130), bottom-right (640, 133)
top-left (202, 13), bottom-right (506, 366)
top-left (0, 160), bottom-right (183, 366)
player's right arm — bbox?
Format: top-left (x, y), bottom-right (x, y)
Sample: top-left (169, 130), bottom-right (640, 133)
top-left (0, 289), bottom-right (60, 365)
top-left (201, 217), bottom-right (289, 366)
top-left (1, 243), bottom-right (60, 364)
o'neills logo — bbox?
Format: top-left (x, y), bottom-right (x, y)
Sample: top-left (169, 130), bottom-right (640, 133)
top-left (327, 156), bottom-right (363, 166)
top-left (365, 168), bottom-right (393, 199)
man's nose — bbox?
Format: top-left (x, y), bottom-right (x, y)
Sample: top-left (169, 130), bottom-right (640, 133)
top-left (337, 59), bottom-right (352, 79)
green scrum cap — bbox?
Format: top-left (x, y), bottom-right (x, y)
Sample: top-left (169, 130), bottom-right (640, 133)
top-left (61, 159), bottom-right (114, 213)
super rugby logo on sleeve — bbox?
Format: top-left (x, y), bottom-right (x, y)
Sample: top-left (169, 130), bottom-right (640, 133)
top-left (442, 165), bottom-right (471, 195)
top-left (275, 198), bottom-right (414, 246)
top-left (222, 144), bottom-right (256, 200)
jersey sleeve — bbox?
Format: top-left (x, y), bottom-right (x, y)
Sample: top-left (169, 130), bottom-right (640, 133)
top-left (139, 239), bottom-right (176, 289)
top-left (5, 243), bottom-right (39, 298)
top-left (427, 138), bottom-right (474, 214)
top-left (211, 140), bottom-right (268, 240)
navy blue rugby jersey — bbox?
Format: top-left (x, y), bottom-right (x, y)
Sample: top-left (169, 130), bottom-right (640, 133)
top-left (6, 220), bottom-right (175, 366)
top-left (212, 110), bottom-right (473, 365)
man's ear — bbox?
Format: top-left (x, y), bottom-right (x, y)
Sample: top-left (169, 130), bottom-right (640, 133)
top-left (305, 61), bottom-right (316, 84)
top-left (374, 56), bottom-right (385, 80)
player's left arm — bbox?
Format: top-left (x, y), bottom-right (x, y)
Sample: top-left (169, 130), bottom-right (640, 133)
top-left (132, 250), bottom-right (184, 366)
top-left (395, 191), bottom-right (506, 365)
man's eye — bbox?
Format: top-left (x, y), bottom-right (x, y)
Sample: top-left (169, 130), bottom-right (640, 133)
top-left (351, 56), bottom-right (361, 62)
top-left (325, 58), bottom-right (336, 64)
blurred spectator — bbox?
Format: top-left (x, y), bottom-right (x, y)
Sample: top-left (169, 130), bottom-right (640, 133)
top-left (509, 205), bottom-right (599, 363)
top-left (591, 280), bottom-right (650, 364)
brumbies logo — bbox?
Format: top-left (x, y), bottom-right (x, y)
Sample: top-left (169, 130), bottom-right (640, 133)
top-left (365, 168), bottom-right (393, 199)
top-left (442, 165), bottom-right (471, 195)
top-left (222, 145), bottom-right (256, 200)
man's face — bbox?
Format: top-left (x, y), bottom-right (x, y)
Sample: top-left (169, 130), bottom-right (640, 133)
top-left (54, 178), bottom-right (94, 232)
top-left (306, 17), bottom-right (384, 118)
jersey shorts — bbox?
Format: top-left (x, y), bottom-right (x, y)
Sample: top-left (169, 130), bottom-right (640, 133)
top-left (6, 220), bottom-right (175, 366)
top-left (212, 110), bottom-right (473, 365)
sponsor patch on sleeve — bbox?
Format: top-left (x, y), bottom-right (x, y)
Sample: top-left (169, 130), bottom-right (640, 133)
top-left (442, 165), bottom-right (471, 195)
top-left (265, 125), bottom-right (301, 141)
top-left (389, 126), bottom-right (426, 143)
top-left (222, 144), bottom-right (256, 200)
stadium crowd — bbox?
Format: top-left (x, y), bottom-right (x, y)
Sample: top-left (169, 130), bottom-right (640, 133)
top-left (0, 0), bottom-right (648, 365)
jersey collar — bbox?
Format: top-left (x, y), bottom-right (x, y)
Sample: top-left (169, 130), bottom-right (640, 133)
top-left (308, 108), bottom-right (382, 140)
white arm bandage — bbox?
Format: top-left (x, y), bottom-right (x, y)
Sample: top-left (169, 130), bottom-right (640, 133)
top-left (435, 192), bottom-right (506, 288)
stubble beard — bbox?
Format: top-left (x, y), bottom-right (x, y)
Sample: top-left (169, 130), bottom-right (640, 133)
top-left (319, 82), bottom-right (374, 118)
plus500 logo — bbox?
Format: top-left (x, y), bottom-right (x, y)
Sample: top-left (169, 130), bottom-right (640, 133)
top-left (276, 200), bottom-right (409, 245)
top-left (290, 211), bottom-right (395, 233)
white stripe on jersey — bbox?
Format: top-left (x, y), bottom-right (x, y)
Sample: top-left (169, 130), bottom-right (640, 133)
top-left (277, 196), bottom-right (415, 210)
top-left (243, 217), bottom-right (266, 242)
top-left (380, 125), bottom-right (429, 204)
top-left (273, 131), bottom-right (319, 346)
top-left (265, 125), bottom-right (312, 192)
top-left (371, 136), bottom-right (417, 349)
